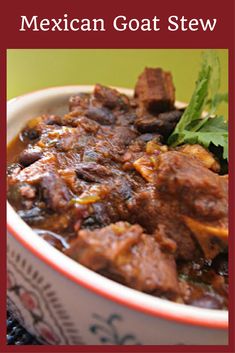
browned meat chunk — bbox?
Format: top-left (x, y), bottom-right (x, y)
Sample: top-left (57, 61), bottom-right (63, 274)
top-left (131, 151), bottom-right (228, 260)
top-left (135, 68), bottom-right (175, 114)
top-left (69, 92), bottom-right (116, 125)
top-left (40, 172), bottom-right (71, 211)
top-left (135, 110), bottom-right (182, 137)
top-left (156, 152), bottom-right (227, 222)
top-left (7, 182), bottom-right (37, 211)
top-left (20, 115), bottom-right (63, 143)
top-left (69, 93), bottom-right (90, 113)
top-left (94, 84), bottom-right (129, 110)
top-left (127, 186), bottom-right (200, 260)
top-left (155, 151), bottom-right (228, 259)
top-left (66, 222), bottom-right (179, 298)
top-left (8, 153), bottom-right (57, 184)
top-left (19, 146), bottom-right (43, 167)
top-left (86, 107), bottom-right (115, 125)
top-left (75, 175), bottom-right (135, 229)
top-left (75, 162), bottom-right (112, 183)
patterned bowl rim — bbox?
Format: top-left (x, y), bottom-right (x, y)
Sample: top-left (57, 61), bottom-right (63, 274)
top-left (7, 86), bottom-right (228, 330)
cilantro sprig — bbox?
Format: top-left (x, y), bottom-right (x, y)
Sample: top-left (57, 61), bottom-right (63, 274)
top-left (168, 50), bottom-right (228, 160)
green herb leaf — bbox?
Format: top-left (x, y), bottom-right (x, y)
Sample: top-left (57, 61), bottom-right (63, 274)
top-left (182, 116), bottom-right (228, 159)
top-left (205, 50), bottom-right (221, 112)
top-left (167, 50), bottom-right (228, 160)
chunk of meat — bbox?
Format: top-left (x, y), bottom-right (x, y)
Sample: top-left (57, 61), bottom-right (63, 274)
top-left (155, 151), bottom-right (228, 222)
top-left (8, 155), bottom-right (73, 216)
top-left (40, 172), bottom-right (71, 211)
top-left (19, 146), bottom-right (43, 167)
top-left (37, 119), bottom-right (99, 152)
top-left (132, 151), bottom-right (228, 260)
top-left (63, 115), bottom-right (101, 133)
top-left (7, 182), bottom-right (37, 210)
top-left (75, 162), bottom-right (112, 182)
top-left (155, 151), bottom-right (228, 259)
top-left (38, 126), bottom-right (80, 152)
top-left (10, 153), bottom-right (57, 184)
top-left (177, 144), bottom-right (220, 173)
top-left (111, 126), bottom-right (138, 148)
top-left (135, 68), bottom-right (175, 114)
top-left (86, 106), bottom-right (115, 125)
top-left (75, 175), bottom-right (134, 228)
top-left (94, 84), bottom-right (130, 110)
top-left (69, 92), bottom-right (116, 125)
top-left (135, 110), bottom-right (182, 138)
top-left (69, 93), bottom-right (90, 113)
top-left (127, 186), bottom-right (200, 260)
top-left (153, 224), bottom-right (177, 254)
top-left (56, 151), bottom-right (81, 169)
top-left (66, 222), bottom-right (179, 298)
top-left (77, 125), bottom-right (138, 166)
top-left (20, 115), bottom-right (63, 143)
top-left (116, 112), bottom-right (136, 127)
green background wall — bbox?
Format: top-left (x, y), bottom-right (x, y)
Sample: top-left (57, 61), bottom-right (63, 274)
top-left (7, 49), bottom-right (228, 117)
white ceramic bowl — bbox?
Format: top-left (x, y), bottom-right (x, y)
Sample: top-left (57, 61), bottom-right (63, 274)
top-left (7, 86), bottom-right (228, 345)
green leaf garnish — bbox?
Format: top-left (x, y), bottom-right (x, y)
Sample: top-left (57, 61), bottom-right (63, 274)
top-left (168, 50), bottom-right (228, 160)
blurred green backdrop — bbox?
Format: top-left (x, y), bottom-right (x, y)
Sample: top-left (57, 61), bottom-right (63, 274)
top-left (7, 49), bottom-right (228, 117)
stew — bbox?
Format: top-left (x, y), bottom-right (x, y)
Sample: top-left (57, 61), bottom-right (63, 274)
top-left (7, 68), bottom-right (228, 309)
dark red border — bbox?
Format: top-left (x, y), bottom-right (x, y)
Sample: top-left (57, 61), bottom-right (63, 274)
top-left (1, 0), bottom-right (235, 352)
top-left (0, 49), bottom-right (7, 349)
top-left (0, 0), bottom-right (234, 49)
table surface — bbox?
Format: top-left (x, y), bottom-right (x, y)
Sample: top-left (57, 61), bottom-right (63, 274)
top-left (7, 49), bottom-right (228, 118)
top-left (7, 311), bottom-right (40, 345)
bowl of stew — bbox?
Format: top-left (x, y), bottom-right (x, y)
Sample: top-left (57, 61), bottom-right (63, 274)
top-left (7, 68), bottom-right (228, 345)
